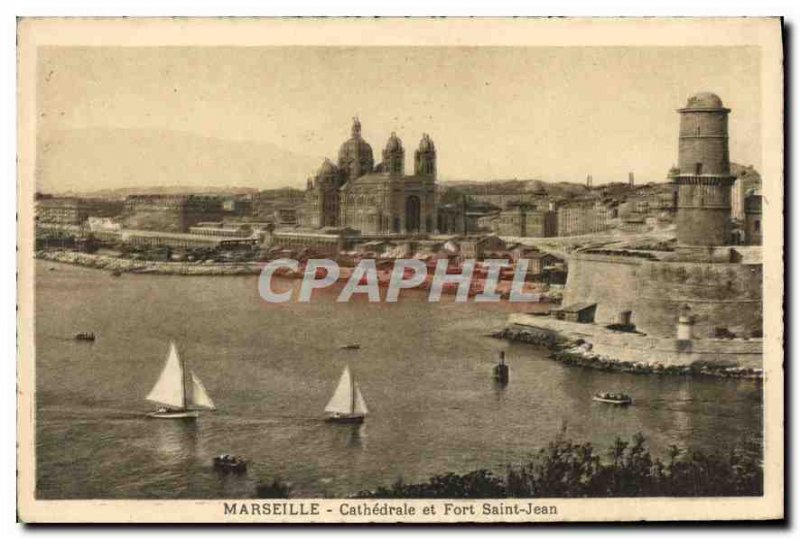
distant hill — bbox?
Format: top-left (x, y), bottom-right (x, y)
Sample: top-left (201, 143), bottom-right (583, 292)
top-left (441, 179), bottom-right (591, 199)
top-left (36, 128), bottom-right (324, 195)
top-left (53, 185), bottom-right (262, 199)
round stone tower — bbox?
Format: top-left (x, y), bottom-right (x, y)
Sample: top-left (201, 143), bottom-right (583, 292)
top-left (674, 92), bottom-right (735, 246)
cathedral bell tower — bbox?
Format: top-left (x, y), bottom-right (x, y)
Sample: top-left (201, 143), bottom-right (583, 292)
top-left (414, 133), bottom-right (436, 178)
top-left (674, 92), bottom-right (735, 246)
top-left (383, 132), bottom-right (405, 176)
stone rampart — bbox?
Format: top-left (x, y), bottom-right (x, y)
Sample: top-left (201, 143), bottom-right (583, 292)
top-left (562, 252), bottom-right (762, 339)
top-left (508, 313), bottom-right (762, 370)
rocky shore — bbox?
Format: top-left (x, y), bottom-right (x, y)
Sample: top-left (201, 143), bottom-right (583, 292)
top-left (36, 250), bottom-right (263, 276)
top-left (492, 326), bottom-right (763, 379)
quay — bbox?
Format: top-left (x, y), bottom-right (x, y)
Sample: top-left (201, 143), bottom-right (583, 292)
top-left (500, 313), bottom-right (762, 378)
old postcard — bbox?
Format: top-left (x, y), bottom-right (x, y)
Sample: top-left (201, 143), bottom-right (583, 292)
top-left (16, 17), bottom-right (784, 523)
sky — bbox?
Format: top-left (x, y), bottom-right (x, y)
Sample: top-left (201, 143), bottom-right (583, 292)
top-left (35, 46), bottom-right (762, 192)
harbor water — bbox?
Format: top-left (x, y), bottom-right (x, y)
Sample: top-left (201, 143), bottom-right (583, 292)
top-left (34, 261), bottom-right (763, 499)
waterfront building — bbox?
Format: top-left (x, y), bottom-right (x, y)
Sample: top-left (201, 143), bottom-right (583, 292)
top-left (120, 229), bottom-right (257, 251)
top-left (300, 119), bottom-right (437, 234)
top-left (266, 227), bottom-right (361, 257)
top-left (121, 194), bottom-right (225, 232)
top-left (87, 217), bottom-right (122, 233)
top-left (36, 196), bottom-right (123, 226)
top-left (188, 224), bottom-right (256, 238)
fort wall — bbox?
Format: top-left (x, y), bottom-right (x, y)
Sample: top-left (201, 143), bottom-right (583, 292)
top-left (562, 253), bottom-right (762, 339)
top-left (507, 314), bottom-right (762, 370)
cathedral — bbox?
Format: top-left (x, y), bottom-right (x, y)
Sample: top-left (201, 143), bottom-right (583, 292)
top-left (300, 118), bottom-right (438, 234)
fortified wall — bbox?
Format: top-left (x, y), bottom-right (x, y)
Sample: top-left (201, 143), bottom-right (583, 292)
top-left (508, 92), bottom-right (763, 372)
top-left (562, 251), bottom-right (762, 339)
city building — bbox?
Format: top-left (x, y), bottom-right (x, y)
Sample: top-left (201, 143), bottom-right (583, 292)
top-left (300, 118), bottom-right (437, 234)
top-left (188, 224), bottom-right (257, 238)
top-left (36, 196), bottom-right (123, 226)
top-left (458, 235), bottom-right (506, 261)
top-left (437, 203), bottom-right (467, 235)
top-left (511, 247), bottom-right (561, 275)
top-left (250, 189), bottom-right (305, 222)
top-left (561, 92), bottom-right (763, 340)
top-left (121, 195), bottom-right (225, 232)
top-left (555, 199), bottom-right (611, 236)
top-left (494, 205), bottom-right (557, 237)
top-left (744, 189), bottom-right (763, 245)
top-left (266, 227), bottom-right (362, 256)
top-left (730, 165), bottom-right (762, 222)
top-left (120, 229), bottom-right (257, 251)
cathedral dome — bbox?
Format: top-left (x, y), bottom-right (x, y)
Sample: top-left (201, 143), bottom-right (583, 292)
top-left (385, 132), bottom-right (403, 152)
top-left (338, 117), bottom-right (374, 164)
top-left (684, 92), bottom-right (724, 109)
top-left (339, 138), bottom-right (374, 162)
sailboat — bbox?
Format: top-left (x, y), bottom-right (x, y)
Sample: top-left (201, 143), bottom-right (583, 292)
top-left (145, 341), bottom-right (216, 419)
top-left (324, 365), bottom-right (368, 424)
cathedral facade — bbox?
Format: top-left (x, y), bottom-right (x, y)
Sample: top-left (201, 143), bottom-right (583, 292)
top-left (301, 118), bottom-right (437, 234)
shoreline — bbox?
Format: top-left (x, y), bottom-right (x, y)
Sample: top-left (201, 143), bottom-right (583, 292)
top-left (33, 250), bottom-right (555, 300)
top-left (36, 250), bottom-right (264, 276)
top-left (492, 326), bottom-right (763, 380)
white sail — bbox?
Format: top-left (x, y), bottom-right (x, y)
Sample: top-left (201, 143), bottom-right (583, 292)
top-left (188, 371), bottom-right (216, 410)
top-left (324, 366), bottom-right (354, 414)
top-left (145, 342), bottom-right (185, 409)
top-left (353, 383), bottom-right (368, 415)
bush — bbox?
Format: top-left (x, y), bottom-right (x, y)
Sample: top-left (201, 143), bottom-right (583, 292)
top-left (355, 434), bottom-right (762, 498)
top-left (254, 479), bottom-right (292, 498)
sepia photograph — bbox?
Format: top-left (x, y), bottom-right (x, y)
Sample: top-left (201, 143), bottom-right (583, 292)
top-left (15, 16), bottom-right (784, 523)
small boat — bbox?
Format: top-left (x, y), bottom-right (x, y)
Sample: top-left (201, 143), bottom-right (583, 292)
top-left (213, 454), bottom-right (247, 473)
top-left (493, 351), bottom-right (509, 384)
top-left (324, 365), bottom-right (368, 424)
top-left (145, 342), bottom-right (216, 419)
top-left (592, 392), bottom-right (632, 405)
top-left (74, 332), bottom-right (95, 342)
top-left (340, 343), bottom-right (361, 350)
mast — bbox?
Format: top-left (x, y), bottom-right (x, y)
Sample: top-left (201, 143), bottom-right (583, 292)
top-left (179, 345), bottom-right (188, 411)
top-left (350, 368), bottom-right (356, 415)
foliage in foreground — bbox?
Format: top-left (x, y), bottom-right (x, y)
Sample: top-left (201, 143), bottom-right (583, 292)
top-left (254, 479), bottom-right (292, 498)
top-left (354, 434), bottom-right (762, 498)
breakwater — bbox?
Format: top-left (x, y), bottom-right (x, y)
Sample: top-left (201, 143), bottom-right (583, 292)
top-left (492, 324), bottom-right (762, 379)
top-left (36, 250), bottom-right (263, 276)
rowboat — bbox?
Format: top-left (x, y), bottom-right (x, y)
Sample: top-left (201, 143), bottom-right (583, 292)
top-left (592, 392), bottom-right (632, 405)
